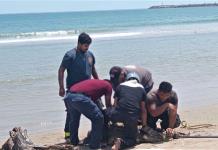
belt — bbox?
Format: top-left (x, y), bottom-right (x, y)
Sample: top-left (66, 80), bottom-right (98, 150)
top-left (69, 91), bottom-right (89, 97)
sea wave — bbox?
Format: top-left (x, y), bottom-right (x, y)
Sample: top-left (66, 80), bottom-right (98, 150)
top-left (1, 22), bottom-right (218, 44)
top-left (0, 31), bottom-right (143, 44)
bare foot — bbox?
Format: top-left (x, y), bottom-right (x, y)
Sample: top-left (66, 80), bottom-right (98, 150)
top-left (111, 138), bottom-right (121, 150)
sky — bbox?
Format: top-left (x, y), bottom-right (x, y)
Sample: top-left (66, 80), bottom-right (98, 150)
top-left (0, 0), bottom-right (218, 14)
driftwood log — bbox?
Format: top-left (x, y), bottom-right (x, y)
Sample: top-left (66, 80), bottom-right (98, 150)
top-left (2, 127), bottom-right (35, 150)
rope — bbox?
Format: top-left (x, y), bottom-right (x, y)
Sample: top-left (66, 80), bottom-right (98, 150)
top-left (172, 120), bottom-right (218, 139)
top-left (179, 135), bottom-right (218, 138)
top-left (180, 121), bottom-right (215, 130)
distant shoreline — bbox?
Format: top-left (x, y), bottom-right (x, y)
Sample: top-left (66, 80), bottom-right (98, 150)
top-left (149, 3), bottom-right (218, 9)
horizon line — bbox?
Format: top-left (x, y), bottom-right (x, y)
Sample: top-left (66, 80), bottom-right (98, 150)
top-left (0, 7), bottom-right (148, 15)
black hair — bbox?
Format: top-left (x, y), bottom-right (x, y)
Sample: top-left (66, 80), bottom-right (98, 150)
top-left (128, 77), bottom-right (139, 83)
top-left (78, 32), bottom-right (92, 45)
top-left (158, 81), bottom-right (172, 93)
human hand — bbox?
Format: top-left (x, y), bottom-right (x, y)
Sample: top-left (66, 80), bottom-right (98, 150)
top-left (166, 128), bottom-right (174, 138)
top-left (59, 87), bottom-right (65, 97)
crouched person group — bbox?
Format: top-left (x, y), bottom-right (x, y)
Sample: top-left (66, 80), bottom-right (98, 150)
top-left (63, 65), bottom-right (181, 150)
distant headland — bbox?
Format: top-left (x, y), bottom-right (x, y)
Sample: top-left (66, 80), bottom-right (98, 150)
top-left (149, 3), bottom-right (218, 9)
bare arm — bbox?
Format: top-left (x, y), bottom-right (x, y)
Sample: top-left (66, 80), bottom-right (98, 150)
top-left (113, 97), bottom-right (118, 107)
top-left (140, 101), bottom-right (147, 126)
top-left (168, 103), bottom-right (177, 128)
top-left (148, 103), bottom-right (169, 117)
top-left (105, 93), bottom-right (112, 108)
top-left (166, 103), bottom-right (178, 137)
top-left (58, 66), bottom-right (65, 97)
top-left (92, 65), bottom-right (99, 79)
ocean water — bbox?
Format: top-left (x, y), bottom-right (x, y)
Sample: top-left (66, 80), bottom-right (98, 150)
top-left (1, 7), bottom-right (218, 140)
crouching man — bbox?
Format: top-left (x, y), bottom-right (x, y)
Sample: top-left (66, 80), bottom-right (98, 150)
top-left (64, 79), bottom-right (112, 149)
top-left (109, 65), bottom-right (153, 93)
top-left (146, 81), bottom-right (181, 137)
top-left (107, 72), bottom-right (148, 150)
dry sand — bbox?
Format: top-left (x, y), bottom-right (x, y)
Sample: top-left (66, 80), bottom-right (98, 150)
top-left (1, 103), bottom-right (218, 149)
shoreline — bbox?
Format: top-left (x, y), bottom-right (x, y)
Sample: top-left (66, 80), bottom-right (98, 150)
top-left (1, 103), bottom-right (218, 149)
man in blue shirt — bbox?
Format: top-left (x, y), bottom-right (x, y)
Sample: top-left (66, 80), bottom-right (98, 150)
top-left (58, 32), bottom-right (99, 139)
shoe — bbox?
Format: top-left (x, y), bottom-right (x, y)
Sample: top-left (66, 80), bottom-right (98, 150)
top-left (65, 137), bottom-right (71, 144)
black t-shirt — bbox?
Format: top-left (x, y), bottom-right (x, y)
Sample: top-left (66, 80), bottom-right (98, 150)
top-left (60, 48), bottom-right (95, 89)
top-left (114, 80), bottom-right (146, 114)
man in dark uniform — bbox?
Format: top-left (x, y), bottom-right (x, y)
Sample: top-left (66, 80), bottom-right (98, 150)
top-left (108, 72), bottom-right (147, 150)
top-left (58, 33), bottom-right (99, 139)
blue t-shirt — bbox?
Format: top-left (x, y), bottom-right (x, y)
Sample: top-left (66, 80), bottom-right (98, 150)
top-left (60, 48), bottom-right (95, 89)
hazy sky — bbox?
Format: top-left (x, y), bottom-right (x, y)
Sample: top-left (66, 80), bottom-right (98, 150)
top-left (0, 0), bottom-right (218, 14)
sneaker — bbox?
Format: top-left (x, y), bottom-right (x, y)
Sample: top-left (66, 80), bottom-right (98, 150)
top-left (65, 137), bottom-right (71, 144)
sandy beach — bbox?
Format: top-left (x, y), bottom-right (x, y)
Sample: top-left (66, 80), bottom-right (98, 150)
top-left (1, 103), bottom-right (218, 149)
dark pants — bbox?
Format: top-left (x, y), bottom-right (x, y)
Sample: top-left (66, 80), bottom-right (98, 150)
top-left (64, 101), bottom-right (70, 133)
top-left (64, 93), bottom-right (104, 148)
top-left (64, 90), bottom-right (70, 134)
top-left (147, 110), bottom-right (181, 130)
top-left (64, 97), bottom-right (104, 133)
top-left (107, 108), bottom-right (139, 149)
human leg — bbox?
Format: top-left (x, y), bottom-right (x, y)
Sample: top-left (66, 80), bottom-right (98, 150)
top-left (160, 111), bottom-right (181, 130)
top-left (109, 110), bottom-right (138, 149)
top-left (71, 94), bottom-right (104, 149)
top-left (64, 100), bottom-right (70, 138)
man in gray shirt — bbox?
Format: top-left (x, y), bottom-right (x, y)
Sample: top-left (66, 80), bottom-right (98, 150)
top-left (109, 65), bottom-right (153, 93)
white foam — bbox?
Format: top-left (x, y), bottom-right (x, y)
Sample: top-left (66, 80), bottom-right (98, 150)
top-left (0, 32), bottom-right (143, 44)
top-left (0, 36), bottom-right (77, 44)
top-left (1, 22), bottom-right (218, 44)
top-left (91, 32), bottom-right (142, 38)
